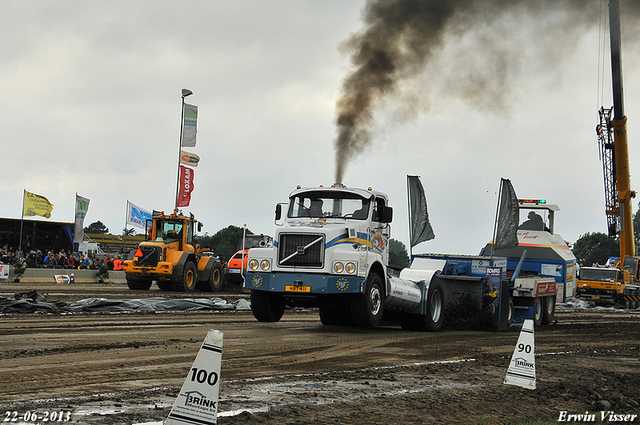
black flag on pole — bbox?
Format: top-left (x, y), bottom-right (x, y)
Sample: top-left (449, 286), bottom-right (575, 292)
top-left (495, 178), bottom-right (519, 250)
top-left (408, 175), bottom-right (435, 248)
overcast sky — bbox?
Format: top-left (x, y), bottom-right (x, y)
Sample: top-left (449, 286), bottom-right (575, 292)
top-left (1, 0), bottom-right (639, 255)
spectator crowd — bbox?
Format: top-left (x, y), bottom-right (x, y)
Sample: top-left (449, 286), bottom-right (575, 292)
top-left (0, 245), bottom-right (124, 270)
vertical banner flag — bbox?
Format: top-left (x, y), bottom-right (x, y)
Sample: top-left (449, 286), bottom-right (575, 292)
top-left (181, 103), bottom-right (198, 147)
top-left (495, 178), bottom-right (520, 250)
top-left (74, 194), bottom-right (90, 243)
top-left (23, 191), bottom-right (53, 218)
top-left (126, 201), bottom-right (153, 229)
top-left (180, 150), bottom-right (200, 167)
top-left (407, 175), bottom-right (435, 248)
top-left (177, 166), bottom-right (195, 208)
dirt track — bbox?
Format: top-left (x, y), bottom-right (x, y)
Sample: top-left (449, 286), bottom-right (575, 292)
top-left (1, 283), bottom-right (639, 424)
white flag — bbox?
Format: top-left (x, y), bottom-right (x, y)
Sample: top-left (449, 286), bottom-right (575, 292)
top-left (126, 201), bottom-right (153, 229)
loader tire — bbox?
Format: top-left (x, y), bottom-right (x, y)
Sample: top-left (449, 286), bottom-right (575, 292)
top-left (351, 273), bottom-right (384, 327)
top-left (197, 262), bottom-right (223, 292)
top-left (157, 280), bottom-right (172, 291)
top-left (172, 261), bottom-right (197, 292)
top-left (126, 276), bottom-right (152, 290)
top-left (250, 290), bottom-right (285, 322)
top-left (400, 278), bottom-right (444, 332)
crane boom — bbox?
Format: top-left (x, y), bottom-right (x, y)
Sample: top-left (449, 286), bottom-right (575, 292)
top-left (603, 0), bottom-right (635, 259)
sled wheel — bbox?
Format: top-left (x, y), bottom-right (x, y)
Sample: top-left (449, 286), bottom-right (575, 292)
top-left (533, 297), bottom-right (544, 327)
top-left (507, 298), bottom-right (514, 327)
top-left (542, 296), bottom-right (556, 324)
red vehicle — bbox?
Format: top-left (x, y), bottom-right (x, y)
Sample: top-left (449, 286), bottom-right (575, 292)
top-left (224, 234), bottom-right (272, 284)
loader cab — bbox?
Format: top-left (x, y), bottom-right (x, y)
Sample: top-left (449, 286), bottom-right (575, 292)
top-left (146, 216), bottom-right (195, 246)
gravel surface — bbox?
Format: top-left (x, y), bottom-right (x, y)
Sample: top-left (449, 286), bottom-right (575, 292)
top-left (1, 282), bottom-right (638, 424)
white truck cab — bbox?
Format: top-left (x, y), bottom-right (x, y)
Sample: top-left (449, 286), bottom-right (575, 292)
top-left (244, 184), bottom-right (447, 330)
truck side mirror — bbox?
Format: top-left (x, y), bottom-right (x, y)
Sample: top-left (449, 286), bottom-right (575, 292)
top-left (275, 204), bottom-right (282, 221)
top-left (198, 222), bottom-right (203, 232)
top-left (377, 206), bottom-right (393, 223)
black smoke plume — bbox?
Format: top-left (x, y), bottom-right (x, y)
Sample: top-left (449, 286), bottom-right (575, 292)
top-left (334, 0), bottom-right (638, 183)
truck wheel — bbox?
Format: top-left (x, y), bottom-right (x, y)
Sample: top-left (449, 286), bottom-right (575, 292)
top-left (542, 296), bottom-right (556, 324)
top-left (250, 290), bottom-right (285, 322)
top-left (126, 276), bottom-right (152, 290)
top-left (319, 307), bottom-right (353, 326)
top-left (399, 278), bottom-right (444, 332)
top-left (351, 273), bottom-right (384, 327)
top-left (533, 297), bottom-right (543, 327)
top-left (172, 261), bottom-right (197, 292)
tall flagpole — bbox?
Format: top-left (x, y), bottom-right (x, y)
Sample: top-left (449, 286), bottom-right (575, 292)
top-left (490, 179), bottom-right (504, 258)
top-left (175, 89), bottom-right (193, 213)
top-left (407, 175), bottom-right (412, 259)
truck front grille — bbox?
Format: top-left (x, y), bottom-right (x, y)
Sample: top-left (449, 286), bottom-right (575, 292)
top-left (138, 246), bottom-right (161, 267)
top-left (278, 233), bottom-right (324, 268)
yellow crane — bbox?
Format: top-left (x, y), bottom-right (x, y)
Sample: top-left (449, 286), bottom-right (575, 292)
top-left (576, 0), bottom-right (640, 308)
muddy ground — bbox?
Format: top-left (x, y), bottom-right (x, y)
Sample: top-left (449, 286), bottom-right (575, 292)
top-left (0, 282), bottom-right (639, 424)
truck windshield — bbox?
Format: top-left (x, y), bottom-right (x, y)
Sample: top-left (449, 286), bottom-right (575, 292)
top-left (288, 192), bottom-right (370, 220)
top-left (578, 268), bottom-right (619, 282)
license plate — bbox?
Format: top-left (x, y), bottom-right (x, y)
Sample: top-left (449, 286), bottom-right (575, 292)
top-left (285, 285), bottom-right (311, 293)
top-left (228, 269), bottom-right (241, 273)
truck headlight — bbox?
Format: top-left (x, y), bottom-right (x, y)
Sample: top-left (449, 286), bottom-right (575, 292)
top-left (333, 262), bottom-right (344, 274)
top-left (260, 259), bottom-right (271, 271)
top-left (346, 262), bottom-right (357, 274)
top-left (248, 259), bottom-right (259, 271)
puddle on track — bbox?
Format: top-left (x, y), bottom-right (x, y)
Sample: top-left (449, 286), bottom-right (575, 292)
top-left (49, 359), bottom-right (480, 424)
